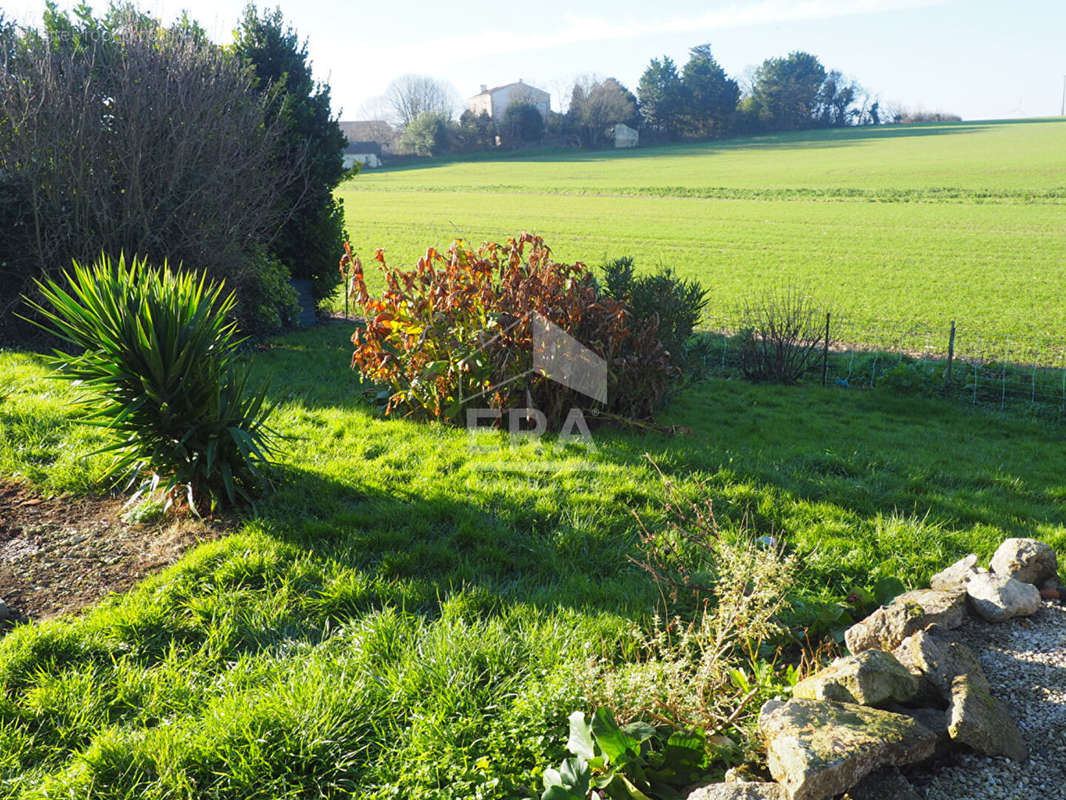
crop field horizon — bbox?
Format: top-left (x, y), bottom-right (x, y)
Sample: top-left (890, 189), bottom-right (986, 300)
top-left (338, 118), bottom-right (1066, 357)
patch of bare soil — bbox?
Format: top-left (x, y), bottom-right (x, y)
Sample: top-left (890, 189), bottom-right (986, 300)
top-left (0, 480), bottom-right (229, 628)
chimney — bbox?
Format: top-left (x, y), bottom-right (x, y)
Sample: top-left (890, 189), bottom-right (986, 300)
top-left (480, 84), bottom-right (487, 93)
top-left (518, 78), bottom-right (523, 84)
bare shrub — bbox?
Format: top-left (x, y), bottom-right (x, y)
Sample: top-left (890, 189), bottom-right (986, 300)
top-left (735, 286), bottom-right (829, 383)
top-left (0, 7), bottom-right (302, 335)
top-left (581, 463), bottom-right (796, 732)
top-left (893, 108), bottom-right (962, 124)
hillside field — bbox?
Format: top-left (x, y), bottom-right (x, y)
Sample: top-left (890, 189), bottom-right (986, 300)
top-left (338, 119), bottom-right (1066, 357)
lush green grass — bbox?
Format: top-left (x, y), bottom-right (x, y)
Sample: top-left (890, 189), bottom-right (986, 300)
top-left (337, 119), bottom-right (1066, 357)
top-left (1, 325), bottom-right (1065, 797)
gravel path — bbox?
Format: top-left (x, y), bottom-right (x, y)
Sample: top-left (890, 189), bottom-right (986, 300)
top-left (907, 601), bottom-right (1066, 799)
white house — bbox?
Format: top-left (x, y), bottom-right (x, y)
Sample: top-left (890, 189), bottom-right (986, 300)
top-left (342, 141), bottom-right (381, 169)
top-left (338, 120), bottom-right (396, 167)
top-left (468, 80), bottom-right (550, 119)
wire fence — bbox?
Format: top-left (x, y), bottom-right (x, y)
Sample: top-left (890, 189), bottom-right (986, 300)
top-left (698, 310), bottom-right (1066, 419)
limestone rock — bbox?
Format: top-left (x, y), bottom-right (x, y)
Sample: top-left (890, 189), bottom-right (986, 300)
top-left (948, 674), bottom-right (1028, 761)
top-left (966, 572), bottom-right (1041, 622)
top-left (844, 589), bottom-right (966, 654)
top-left (892, 628), bottom-right (989, 699)
top-left (929, 554), bottom-right (978, 591)
top-left (758, 698), bottom-right (936, 800)
top-left (842, 767), bottom-right (921, 800)
top-left (793, 650), bottom-right (918, 707)
top-left (686, 783), bottom-right (785, 800)
top-left (990, 538), bottom-right (1058, 585)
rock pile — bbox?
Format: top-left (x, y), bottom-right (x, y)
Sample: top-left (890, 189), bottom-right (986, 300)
top-left (686, 537), bottom-right (1061, 800)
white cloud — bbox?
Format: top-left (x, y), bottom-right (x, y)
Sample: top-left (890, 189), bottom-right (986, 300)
top-left (358, 0), bottom-right (946, 73)
top-left (558, 0), bottom-right (946, 44)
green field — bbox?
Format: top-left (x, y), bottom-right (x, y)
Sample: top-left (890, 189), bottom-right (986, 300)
top-left (338, 119), bottom-right (1066, 357)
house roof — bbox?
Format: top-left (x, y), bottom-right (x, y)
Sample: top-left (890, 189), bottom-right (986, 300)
top-left (338, 120), bottom-right (394, 145)
top-left (471, 81), bottom-right (549, 99)
top-left (344, 141), bottom-right (382, 155)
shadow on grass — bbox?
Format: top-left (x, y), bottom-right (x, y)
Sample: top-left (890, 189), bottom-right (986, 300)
top-left (256, 459), bottom-right (656, 619)
top-left (250, 325), bottom-right (1066, 599)
top-left (254, 322), bottom-right (366, 411)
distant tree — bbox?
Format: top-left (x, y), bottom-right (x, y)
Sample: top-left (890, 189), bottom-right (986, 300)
top-left (815, 70), bottom-right (860, 127)
top-left (568, 77), bottom-right (638, 146)
top-left (611, 79), bottom-right (642, 128)
top-left (385, 74), bottom-right (459, 127)
top-left (750, 51), bottom-right (827, 131)
top-left (568, 81), bottom-right (588, 124)
top-left (398, 111), bottom-right (449, 156)
top-left (892, 108), bottom-right (962, 123)
top-left (868, 101), bottom-right (881, 125)
top-left (637, 56), bottom-right (686, 137)
top-left (502, 102), bottom-right (545, 145)
top-left (456, 109), bottom-right (496, 152)
top-left (681, 44), bottom-right (739, 137)
top-left (233, 4), bottom-right (348, 304)
top-left (356, 94), bottom-right (398, 125)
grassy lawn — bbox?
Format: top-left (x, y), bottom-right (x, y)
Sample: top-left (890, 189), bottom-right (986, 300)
top-left (336, 119), bottom-right (1066, 355)
top-left (1, 324), bottom-right (1064, 797)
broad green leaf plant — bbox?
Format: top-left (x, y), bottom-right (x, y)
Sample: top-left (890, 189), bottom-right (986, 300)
top-left (540, 708), bottom-right (720, 800)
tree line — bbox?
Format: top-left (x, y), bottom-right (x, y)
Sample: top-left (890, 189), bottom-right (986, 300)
top-left (382, 44), bottom-right (958, 157)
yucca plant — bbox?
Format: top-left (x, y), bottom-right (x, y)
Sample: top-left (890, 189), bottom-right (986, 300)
top-left (24, 254), bottom-right (277, 511)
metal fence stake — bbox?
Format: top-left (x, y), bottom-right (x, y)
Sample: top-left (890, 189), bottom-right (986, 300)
top-left (822, 312), bottom-right (830, 386)
top-left (1001, 345), bottom-right (1009, 410)
top-left (945, 320), bottom-right (956, 394)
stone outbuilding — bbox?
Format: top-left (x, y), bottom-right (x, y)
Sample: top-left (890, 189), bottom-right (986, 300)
top-left (612, 122), bottom-right (639, 148)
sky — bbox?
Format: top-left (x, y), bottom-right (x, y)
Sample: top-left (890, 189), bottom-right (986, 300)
top-left (8, 0), bottom-right (1066, 121)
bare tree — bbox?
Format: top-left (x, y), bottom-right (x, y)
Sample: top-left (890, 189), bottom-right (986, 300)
top-left (560, 72), bottom-right (600, 114)
top-left (355, 94), bottom-right (399, 124)
top-left (384, 74), bottom-right (460, 126)
top-left (0, 7), bottom-right (303, 331)
top-left (568, 76), bottom-right (638, 146)
top-left (547, 75), bottom-right (589, 115)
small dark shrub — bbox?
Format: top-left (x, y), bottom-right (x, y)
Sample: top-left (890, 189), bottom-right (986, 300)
top-left (25, 254), bottom-right (277, 510)
top-left (600, 256), bottom-right (636, 301)
top-left (345, 234), bottom-right (677, 426)
top-left (736, 287), bottom-right (828, 383)
top-left (501, 102), bottom-right (545, 144)
top-left (601, 258), bottom-right (709, 365)
top-left (243, 247), bottom-right (301, 333)
top-left (877, 360), bottom-right (940, 396)
top-left (398, 111), bottom-right (450, 156)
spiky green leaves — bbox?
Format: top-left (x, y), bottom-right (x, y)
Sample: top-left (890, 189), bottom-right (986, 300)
top-left (25, 254), bottom-right (277, 510)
